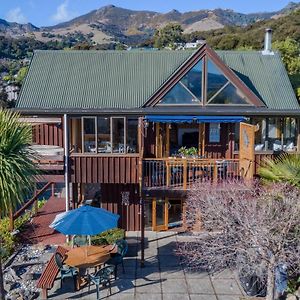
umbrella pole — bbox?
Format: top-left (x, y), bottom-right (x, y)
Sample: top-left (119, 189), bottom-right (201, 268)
top-left (140, 196), bottom-right (145, 267)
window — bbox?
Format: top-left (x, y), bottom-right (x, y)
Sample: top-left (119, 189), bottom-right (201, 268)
top-left (97, 117), bottom-right (111, 153)
top-left (82, 117), bottom-right (96, 153)
top-left (159, 60), bottom-right (203, 105)
top-left (112, 117), bottom-right (125, 153)
top-left (251, 118), bottom-right (266, 151)
top-left (157, 57), bottom-right (254, 106)
top-left (206, 59), bottom-right (228, 101)
top-left (80, 117), bottom-right (138, 154)
top-left (127, 119), bottom-right (138, 153)
top-left (283, 118), bottom-right (296, 151)
top-left (209, 123), bottom-right (220, 143)
top-left (207, 83), bottom-right (249, 105)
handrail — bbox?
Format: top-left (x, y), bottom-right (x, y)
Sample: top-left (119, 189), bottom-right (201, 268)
top-left (143, 157), bottom-right (240, 162)
top-left (13, 182), bottom-right (53, 220)
top-left (143, 158), bottom-right (242, 190)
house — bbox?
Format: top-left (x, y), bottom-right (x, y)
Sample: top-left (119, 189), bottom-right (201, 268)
top-left (15, 29), bottom-right (300, 237)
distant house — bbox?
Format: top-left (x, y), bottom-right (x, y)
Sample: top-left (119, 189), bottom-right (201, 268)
top-left (15, 29), bottom-right (300, 233)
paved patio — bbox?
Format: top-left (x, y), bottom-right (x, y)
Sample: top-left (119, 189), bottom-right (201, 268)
top-left (45, 232), bottom-right (246, 300)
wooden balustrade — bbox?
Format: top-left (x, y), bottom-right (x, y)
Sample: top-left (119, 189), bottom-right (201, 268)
top-left (143, 158), bottom-right (241, 190)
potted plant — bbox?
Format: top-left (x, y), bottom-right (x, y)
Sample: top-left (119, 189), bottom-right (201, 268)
top-left (177, 146), bottom-right (198, 158)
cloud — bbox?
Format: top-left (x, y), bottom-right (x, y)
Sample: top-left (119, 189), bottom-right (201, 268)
top-left (6, 7), bottom-right (27, 24)
top-left (52, 0), bottom-right (75, 23)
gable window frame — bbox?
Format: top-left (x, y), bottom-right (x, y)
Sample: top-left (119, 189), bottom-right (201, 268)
top-left (205, 56), bottom-right (252, 106)
top-left (158, 58), bottom-right (205, 106)
top-left (156, 54), bottom-right (255, 107)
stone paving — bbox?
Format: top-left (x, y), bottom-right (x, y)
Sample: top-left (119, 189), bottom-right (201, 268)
top-left (46, 232), bottom-right (246, 300)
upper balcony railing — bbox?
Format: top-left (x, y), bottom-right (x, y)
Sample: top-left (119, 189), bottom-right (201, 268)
top-left (143, 158), bottom-right (241, 190)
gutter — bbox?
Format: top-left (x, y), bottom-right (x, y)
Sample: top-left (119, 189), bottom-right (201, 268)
top-left (13, 107), bottom-right (300, 117)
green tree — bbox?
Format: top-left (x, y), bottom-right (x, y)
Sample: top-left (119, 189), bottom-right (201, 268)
top-left (273, 38), bottom-right (300, 75)
top-left (259, 153), bottom-right (300, 187)
top-left (153, 23), bottom-right (184, 49)
top-left (15, 66), bottom-right (29, 85)
top-left (0, 109), bottom-right (38, 300)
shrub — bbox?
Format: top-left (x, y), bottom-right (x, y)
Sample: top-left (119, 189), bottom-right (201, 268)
top-left (91, 228), bottom-right (125, 246)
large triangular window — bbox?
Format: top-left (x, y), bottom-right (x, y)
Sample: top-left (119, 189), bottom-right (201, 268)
top-left (159, 60), bottom-right (203, 105)
top-left (155, 52), bottom-right (258, 107)
top-left (206, 59), bottom-right (249, 105)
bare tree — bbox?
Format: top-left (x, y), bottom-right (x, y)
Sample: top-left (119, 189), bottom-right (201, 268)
top-left (177, 182), bottom-right (300, 300)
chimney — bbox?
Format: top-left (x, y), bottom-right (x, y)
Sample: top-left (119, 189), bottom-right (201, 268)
top-left (262, 28), bottom-right (274, 55)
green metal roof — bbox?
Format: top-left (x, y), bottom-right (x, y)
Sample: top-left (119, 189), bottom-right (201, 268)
top-left (16, 49), bottom-right (299, 111)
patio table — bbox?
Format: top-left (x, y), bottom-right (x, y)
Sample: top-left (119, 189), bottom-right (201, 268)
top-left (64, 245), bottom-right (116, 289)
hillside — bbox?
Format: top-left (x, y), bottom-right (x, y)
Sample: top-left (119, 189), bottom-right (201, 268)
top-left (1, 2), bottom-right (300, 46)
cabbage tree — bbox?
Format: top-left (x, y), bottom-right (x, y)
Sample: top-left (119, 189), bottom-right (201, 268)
top-left (0, 109), bottom-right (38, 300)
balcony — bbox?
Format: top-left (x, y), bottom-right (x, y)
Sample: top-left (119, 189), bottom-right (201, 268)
top-left (143, 158), bottom-right (241, 190)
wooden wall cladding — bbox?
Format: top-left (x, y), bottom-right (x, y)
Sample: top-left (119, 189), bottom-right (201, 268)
top-left (71, 155), bottom-right (140, 184)
top-left (101, 183), bottom-right (140, 231)
top-left (32, 123), bottom-right (63, 147)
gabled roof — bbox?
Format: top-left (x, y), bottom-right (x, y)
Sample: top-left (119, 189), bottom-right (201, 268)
top-left (16, 48), bottom-right (299, 112)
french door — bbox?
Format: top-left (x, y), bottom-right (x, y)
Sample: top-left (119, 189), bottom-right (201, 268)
top-left (152, 198), bottom-right (183, 231)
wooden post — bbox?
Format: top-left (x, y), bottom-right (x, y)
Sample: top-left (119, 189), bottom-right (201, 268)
top-left (297, 118), bottom-right (300, 153)
top-left (182, 200), bottom-right (187, 231)
top-left (51, 182), bottom-right (55, 197)
top-left (183, 159), bottom-right (188, 190)
top-left (213, 162), bottom-right (218, 184)
top-left (34, 183), bottom-right (38, 215)
top-left (165, 123), bottom-right (170, 157)
top-left (166, 161), bottom-right (170, 187)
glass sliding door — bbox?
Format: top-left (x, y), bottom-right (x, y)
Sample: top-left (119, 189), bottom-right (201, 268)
top-left (112, 117), bottom-right (125, 153)
top-left (97, 117), bottom-right (111, 153)
top-left (82, 117), bottom-right (97, 153)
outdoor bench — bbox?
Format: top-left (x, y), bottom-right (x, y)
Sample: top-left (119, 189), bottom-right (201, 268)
top-left (36, 246), bottom-right (69, 299)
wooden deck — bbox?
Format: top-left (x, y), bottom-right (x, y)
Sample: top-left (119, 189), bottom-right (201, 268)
top-left (19, 196), bottom-right (66, 245)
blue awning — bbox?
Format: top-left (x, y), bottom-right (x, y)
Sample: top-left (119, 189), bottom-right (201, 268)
top-left (145, 115), bottom-right (246, 123)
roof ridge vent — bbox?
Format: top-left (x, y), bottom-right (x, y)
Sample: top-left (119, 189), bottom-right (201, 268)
top-left (262, 28), bottom-right (274, 55)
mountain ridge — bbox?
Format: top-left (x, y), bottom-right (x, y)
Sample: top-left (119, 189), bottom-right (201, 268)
top-left (0, 2), bottom-right (300, 45)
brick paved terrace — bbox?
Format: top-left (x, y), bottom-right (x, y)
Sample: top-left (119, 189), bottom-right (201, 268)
top-left (45, 231), bottom-right (246, 300)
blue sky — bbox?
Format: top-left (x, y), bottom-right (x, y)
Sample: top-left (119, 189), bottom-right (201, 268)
top-left (0, 0), bottom-right (299, 26)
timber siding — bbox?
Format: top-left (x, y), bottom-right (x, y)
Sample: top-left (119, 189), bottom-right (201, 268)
top-left (32, 123), bottom-right (63, 147)
top-left (70, 155), bottom-right (140, 184)
top-left (101, 183), bottom-right (140, 231)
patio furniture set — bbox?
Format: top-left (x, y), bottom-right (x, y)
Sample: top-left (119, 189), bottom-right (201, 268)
top-left (37, 204), bottom-right (127, 299)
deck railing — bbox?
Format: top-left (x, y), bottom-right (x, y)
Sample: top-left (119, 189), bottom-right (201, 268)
top-left (143, 158), bottom-right (241, 190)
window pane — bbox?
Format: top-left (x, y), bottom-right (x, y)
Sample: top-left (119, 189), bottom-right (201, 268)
top-left (252, 118), bottom-right (266, 151)
top-left (181, 60), bottom-right (203, 100)
top-left (159, 82), bottom-right (200, 105)
top-left (70, 117), bottom-right (82, 153)
top-left (207, 59), bottom-right (228, 100)
top-left (267, 118), bottom-right (281, 151)
top-left (112, 118), bottom-right (125, 153)
top-left (209, 123), bottom-right (220, 143)
top-left (208, 83), bottom-right (249, 105)
top-left (83, 118), bottom-right (96, 153)
top-left (97, 117), bottom-right (111, 153)
top-left (127, 119), bottom-right (138, 153)
top-left (283, 118), bottom-right (296, 151)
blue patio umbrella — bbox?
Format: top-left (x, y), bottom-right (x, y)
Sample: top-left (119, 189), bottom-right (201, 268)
top-left (49, 205), bottom-right (119, 236)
